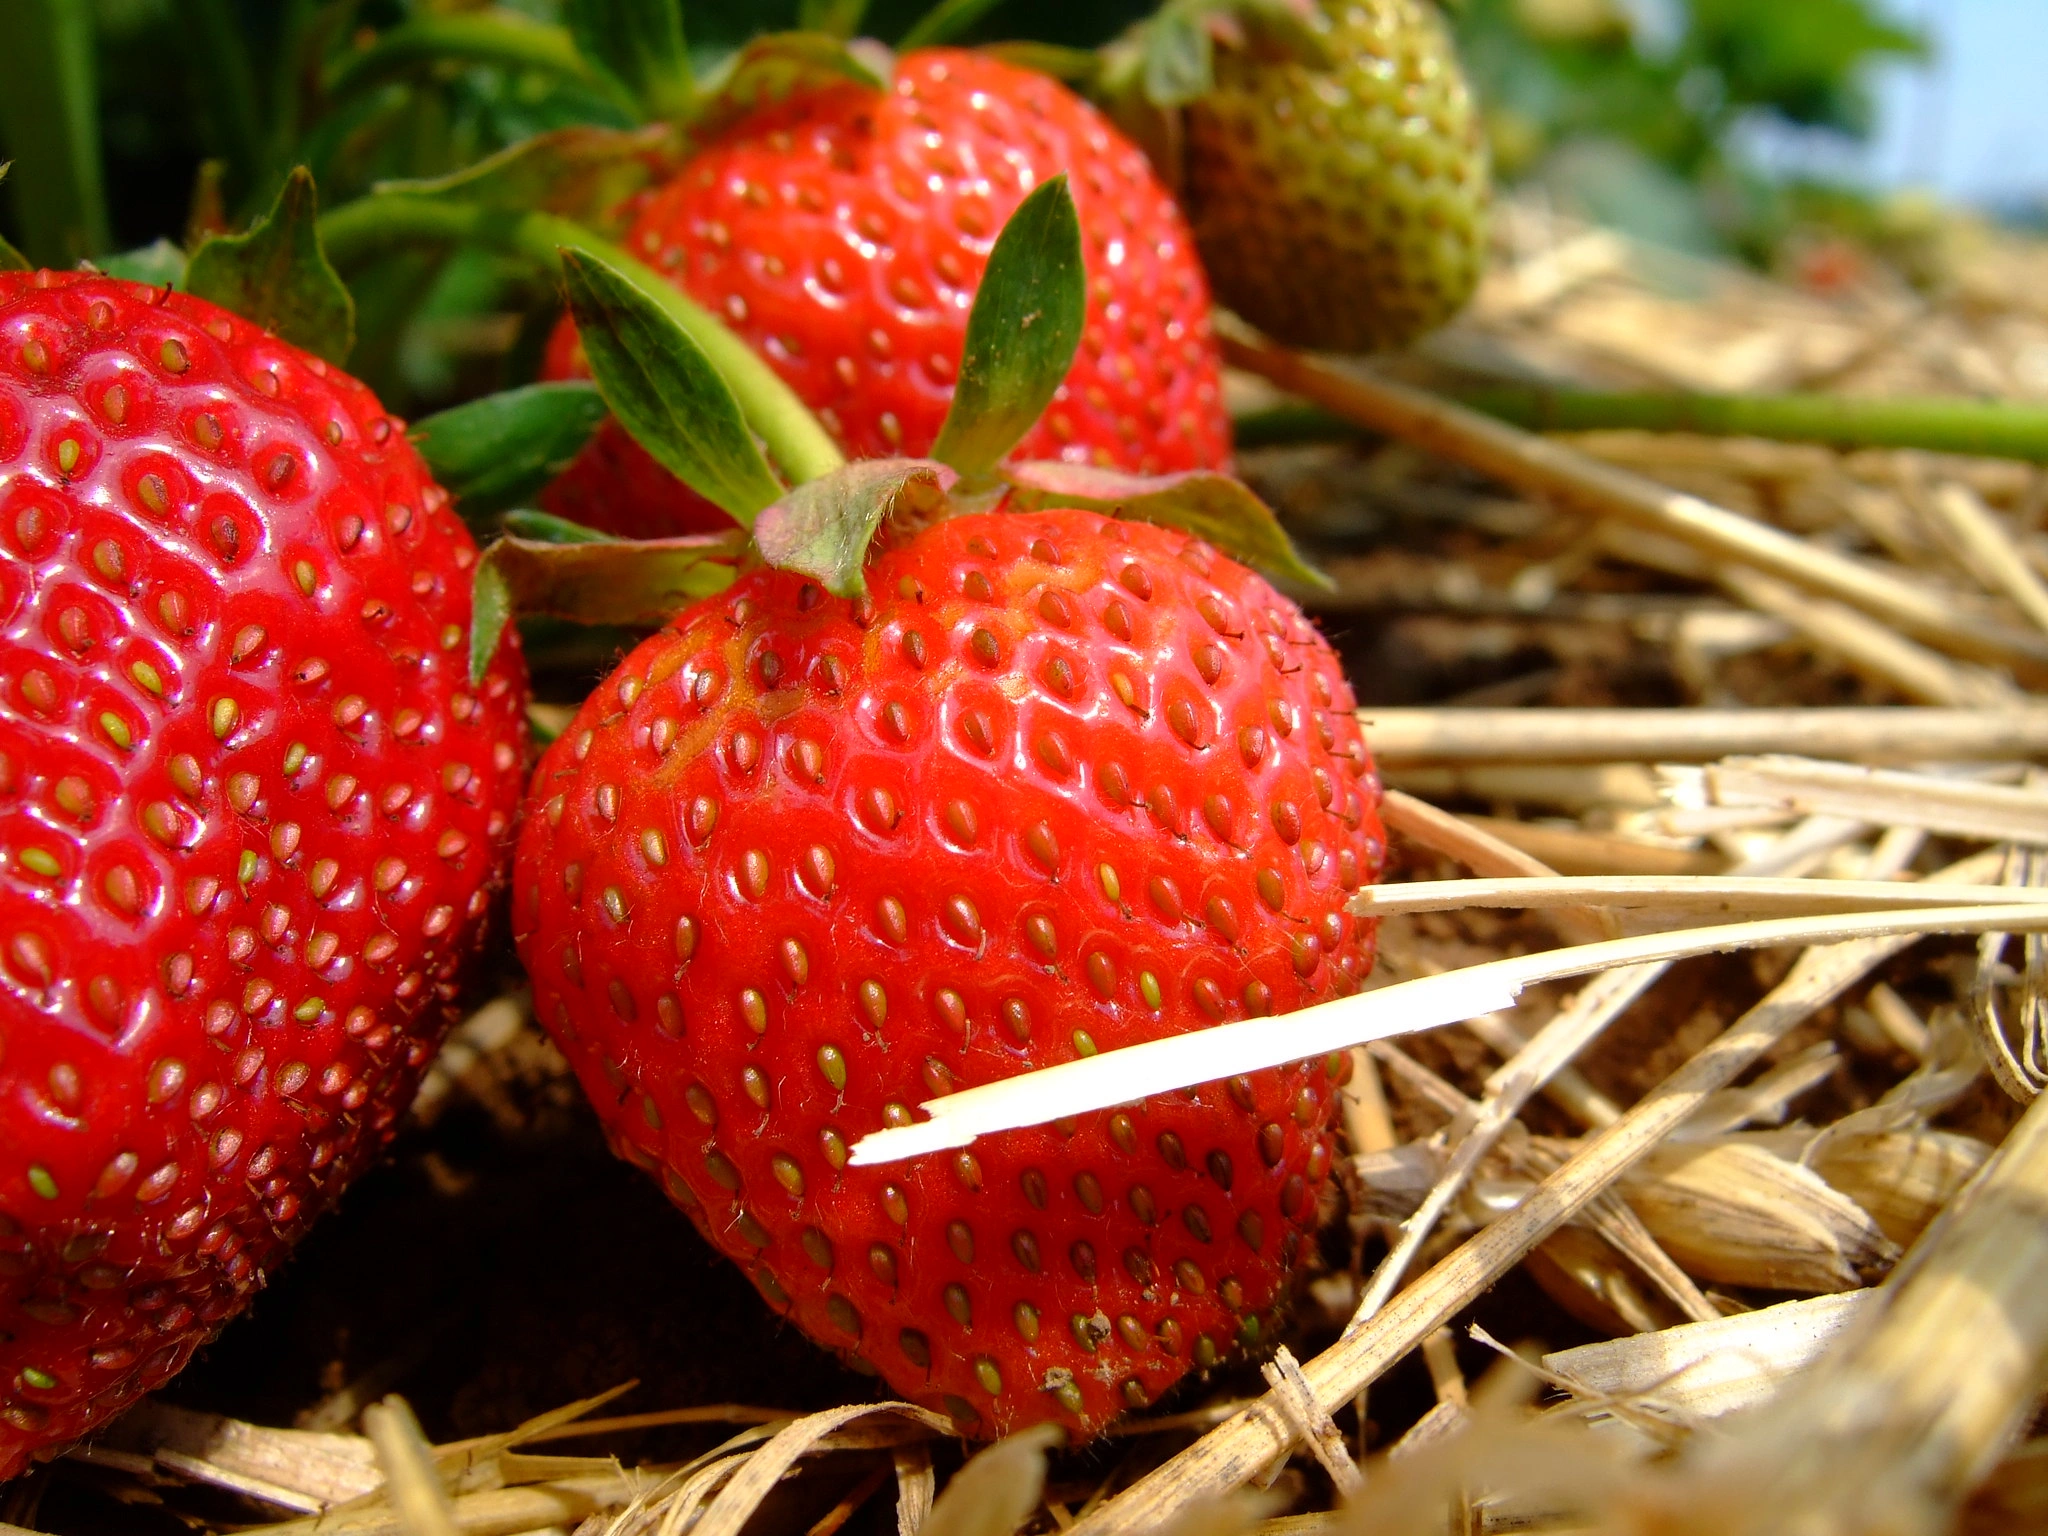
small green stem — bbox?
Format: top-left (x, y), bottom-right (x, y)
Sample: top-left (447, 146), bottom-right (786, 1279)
top-left (898, 0), bottom-right (1009, 50)
top-left (318, 196), bottom-right (845, 485)
top-left (323, 14), bottom-right (616, 107)
top-left (1235, 387), bottom-right (2048, 465)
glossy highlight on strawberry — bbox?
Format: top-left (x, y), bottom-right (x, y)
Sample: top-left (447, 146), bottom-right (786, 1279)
top-left (516, 508), bottom-right (1382, 1437)
top-left (540, 49), bottom-right (1234, 539)
top-left (0, 272), bottom-right (528, 1476)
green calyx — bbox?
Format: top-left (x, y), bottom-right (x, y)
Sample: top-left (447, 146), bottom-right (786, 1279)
top-left (372, 124), bottom-right (674, 229)
top-left (468, 514), bottom-right (745, 684)
top-left (411, 382), bottom-right (609, 527)
top-left (455, 129), bottom-right (1321, 675)
top-left (185, 166), bottom-right (355, 365)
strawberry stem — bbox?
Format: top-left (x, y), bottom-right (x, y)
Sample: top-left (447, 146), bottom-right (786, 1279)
top-left (1236, 388), bottom-right (2048, 463)
top-left (317, 196), bottom-right (847, 487)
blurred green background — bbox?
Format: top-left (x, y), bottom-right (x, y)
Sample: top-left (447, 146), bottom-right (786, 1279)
top-left (0, 0), bottom-right (1946, 413)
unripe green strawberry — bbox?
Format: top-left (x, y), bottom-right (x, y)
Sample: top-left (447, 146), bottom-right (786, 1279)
top-left (1178, 0), bottom-right (1490, 352)
top-left (515, 506), bottom-right (1383, 1439)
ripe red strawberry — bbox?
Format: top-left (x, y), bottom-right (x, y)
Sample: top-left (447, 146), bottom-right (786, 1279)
top-left (515, 506), bottom-right (1382, 1437)
top-left (0, 271), bottom-right (528, 1477)
top-left (538, 48), bottom-right (1234, 540)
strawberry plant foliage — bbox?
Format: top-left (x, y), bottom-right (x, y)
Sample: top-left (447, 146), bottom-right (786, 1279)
top-left (752, 459), bottom-right (956, 599)
top-left (470, 530), bottom-right (745, 685)
top-left (559, 247), bottom-right (786, 524)
top-left (373, 125), bottom-right (671, 225)
top-left (411, 382), bottom-right (609, 525)
top-left (687, 33), bottom-right (892, 143)
top-left (184, 167), bottom-right (356, 367)
top-left (928, 175), bottom-right (1088, 486)
top-left (564, 0), bottom-right (694, 122)
top-left (1002, 462), bottom-right (1327, 591)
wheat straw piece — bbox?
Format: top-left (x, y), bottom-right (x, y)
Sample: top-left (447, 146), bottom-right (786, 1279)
top-left (1354, 875), bottom-right (2048, 920)
top-left (237, 1471), bottom-right (666, 1536)
top-left (893, 1444), bottom-right (934, 1536)
top-left (852, 901), bottom-right (2045, 1165)
top-left (1926, 482), bottom-right (2048, 634)
top-left (1704, 756), bottom-right (2048, 844)
top-left (1378, 789), bottom-right (1616, 943)
top-left (363, 1400), bottom-right (462, 1536)
top-left (1713, 564), bottom-right (2020, 707)
top-left (1260, 1348), bottom-right (1364, 1499)
top-left (1219, 329), bottom-right (2048, 671)
top-left (151, 1450), bottom-right (328, 1515)
top-left (690, 1405), bottom-right (952, 1536)
top-left (1354, 963), bottom-right (1664, 1320)
top-left (1356, 706), bottom-right (2048, 764)
top-left (1541, 1291), bottom-right (1872, 1423)
top-left (1063, 850), bottom-right (2006, 1536)
top-left (1669, 1085), bottom-right (2048, 1535)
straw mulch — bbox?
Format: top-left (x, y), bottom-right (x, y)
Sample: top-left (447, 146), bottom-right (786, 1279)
top-left (12, 197), bottom-right (2048, 1536)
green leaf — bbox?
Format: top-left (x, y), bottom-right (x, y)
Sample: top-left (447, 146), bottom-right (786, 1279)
top-left (565, 0), bottom-right (694, 121)
top-left (928, 175), bottom-right (1086, 485)
top-left (798, 0), bottom-right (871, 39)
top-left (0, 168), bottom-right (28, 272)
top-left (185, 167), bottom-right (355, 366)
top-left (560, 246), bottom-right (785, 526)
top-left (97, 239), bottom-right (188, 288)
top-left (753, 459), bottom-right (954, 598)
top-left (374, 126), bottom-right (671, 227)
top-left (1003, 461), bottom-right (1330, 590)
top-left (324, 14), bottom-right (607, 106)
top-left (410, 383), bottom-right (609, 524)
top-left (469, 531), bottom-right (744, 684)
top-left (0, 0), bottom-right (110, 265)
top-left (1141, 10), bottom-right (1213, 105)
top-left (897, 0), bottom-right (1009, 50)
top-left (502, 509), bottom-right (615, 544)
top-left (689, 33), bottom-right (889, 144)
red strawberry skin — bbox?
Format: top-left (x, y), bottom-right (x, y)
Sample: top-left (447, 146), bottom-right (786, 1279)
top-left (515, 508), bottom-right (1382, 1436)
top-left (539, 49), bottom-right (1234, 539)
top-left (0, 272), bottom-right (529, 1476)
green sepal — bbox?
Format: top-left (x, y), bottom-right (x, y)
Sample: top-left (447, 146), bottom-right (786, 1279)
top-left (0, 165), bottom-right (28, 272)
top-left (410, 382), bottom-right (609, 524)
top-left (928, 175), bottom-right (1086, 485)
top-left (374, 125), bottom-right (671, 227)
top-left (502, 509), bottom-right (614, 544)
top-left (564, 0), bottom-right (694, 122)
top-left (559, 245), bottom-right (785, 525)
top-left (1002, 461), bottom-right (1330, 589)
top-left (978, 43), bottom-right (1106, 85)
top-left (689, 33), bottom-right (889, 144)
top-left (797, 0), bottom-right (871, 39)
top-left (1142, 10), bottom-right (1213, 103)
top-left (97, 239), bottom-right (187, 288)
top-left (185, 168), bottom-right (355, 366)
top-left (323, 14), bottom-right (607, 107)
top-left (468, 529), bottom-right (745, 683)
top-left (753, 458), bottom-right (954, 598)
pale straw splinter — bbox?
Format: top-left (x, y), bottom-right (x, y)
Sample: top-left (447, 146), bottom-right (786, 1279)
top-left (848, 904), bottom-right (2048, 1167)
